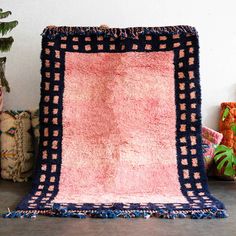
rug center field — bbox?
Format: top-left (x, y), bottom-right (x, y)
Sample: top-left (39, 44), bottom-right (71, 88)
top-left (53, 51), bottom-right (187, 204)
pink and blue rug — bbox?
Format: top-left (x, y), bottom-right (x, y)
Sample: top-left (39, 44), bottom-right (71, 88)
top-left (9, 26), bottom-right (227, 219)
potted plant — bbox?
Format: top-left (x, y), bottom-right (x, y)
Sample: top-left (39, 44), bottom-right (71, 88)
top-left (0, 8), bottom-right (18, 95)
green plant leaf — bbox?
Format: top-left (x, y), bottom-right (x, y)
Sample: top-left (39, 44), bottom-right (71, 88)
top-left (224, 167), bottom-right (235, 176)
top-left (230, 123), bottom-right (236, 135)
top-left (214, 145), bottom-right (236, 176)
top-left (0, 11), bottom-right (12, 19)
top-left (0, 21), bottom-right (18, 36)
top-left (0, 37), bottom-right (14, 52)
top-left (222, 107), bottom-right (230, 121)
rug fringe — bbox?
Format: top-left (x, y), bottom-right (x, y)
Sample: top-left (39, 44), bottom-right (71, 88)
top-left (42, 25), bottom-right (197, 39)
top-left (2, 206), bottom-right (228, 219)
top-left (2, 208), bottom-right (37, 219)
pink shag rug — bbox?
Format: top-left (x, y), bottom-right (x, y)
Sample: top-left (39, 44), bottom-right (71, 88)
top-left (11, 26), bottom-right (227, 219)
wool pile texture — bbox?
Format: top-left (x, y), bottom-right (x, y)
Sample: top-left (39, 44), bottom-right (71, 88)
top-left (13, 26), bottom-right (227, 219)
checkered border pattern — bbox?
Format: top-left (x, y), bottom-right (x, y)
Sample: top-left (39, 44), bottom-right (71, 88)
top-left (17, 26), bottom-right (225, 212)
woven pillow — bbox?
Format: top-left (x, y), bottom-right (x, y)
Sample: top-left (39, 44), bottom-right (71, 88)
top-left (219, 102), bottom-right (236, 153)
top-left (0, 111), bottom-right (34, 182)
top-left (202, 126), bottom-right (223, 172)
top-left (215, 102), bottom-right (236, 180)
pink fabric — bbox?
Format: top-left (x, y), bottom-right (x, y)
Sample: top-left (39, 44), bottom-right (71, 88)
top-left (202, 126), bottom-right (223, 170)
top-left (53, 51), bottom-right (187, 204)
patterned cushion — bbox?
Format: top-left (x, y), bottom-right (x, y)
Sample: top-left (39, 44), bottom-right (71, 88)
top-left (215, 102), bottom-right (236, 180)
top-left (0, 111), bottom-right (34, 182)
top-left (219, 102), bottom-right (236, 153)
top-left (202, 126), bottom-right (223, 172)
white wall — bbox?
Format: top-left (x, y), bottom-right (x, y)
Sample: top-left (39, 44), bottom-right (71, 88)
top-left (1, 0), bottom-right (236, 130)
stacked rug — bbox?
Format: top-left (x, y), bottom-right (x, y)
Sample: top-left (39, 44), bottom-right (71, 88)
top-left (7, 25), bottom-right (227, 219)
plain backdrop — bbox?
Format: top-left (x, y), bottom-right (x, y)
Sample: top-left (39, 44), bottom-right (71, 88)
top-left (0, 0), bottom-right (235, 130)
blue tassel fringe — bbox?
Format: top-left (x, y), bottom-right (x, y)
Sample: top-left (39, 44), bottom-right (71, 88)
top-left (2, 210), bottom-right (37, 219)
top-left (2, 205), bottom-right (228, 219)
